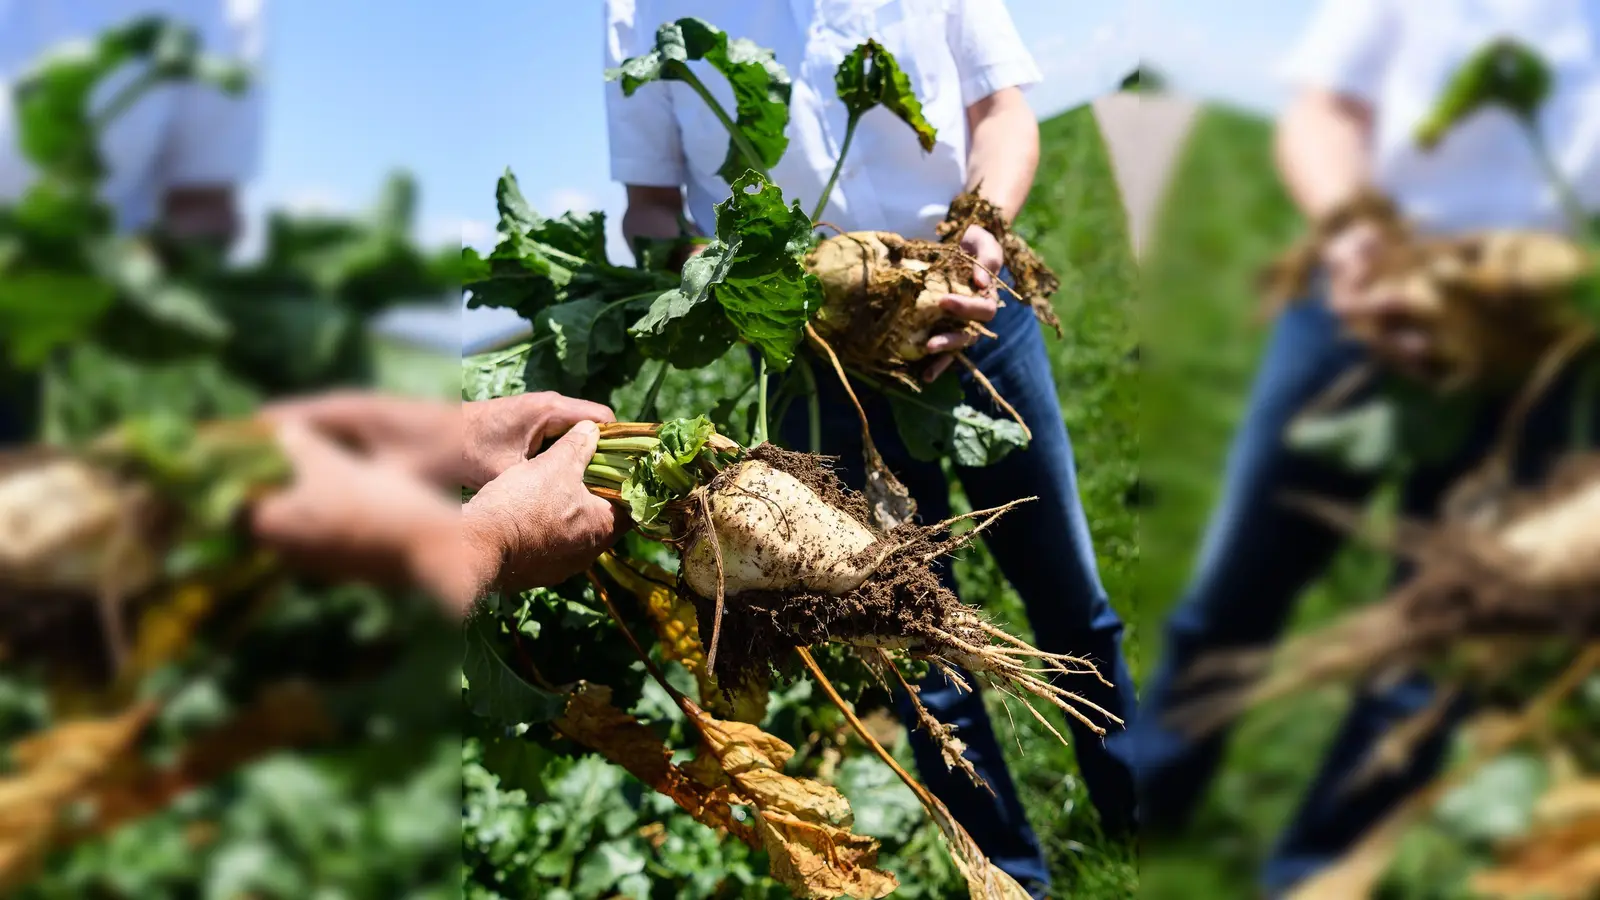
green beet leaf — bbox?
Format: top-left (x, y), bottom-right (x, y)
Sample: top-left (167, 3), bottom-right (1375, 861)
top-left (1285, 399), bottom-right (1399, 475)
top-left (617, 415), bottom-right (723, 527)
top-left (631, 173), bottom-right (819, 370)
top-left (467, 169), bottom-right (676, 399)
top-left (464, 612), bottom-right (567, 727)
top-left (628, 243), bottom-right (741, 369)
top-left (0, 270), bottom-right (117, 367)
top-left (1417, 38), bottom-right (1552, 149)
top-left (888, 374), bottom-right (1030, 466)
top-left (835, 40), bottom-right (937, 151)
top-left (606, 18), bottom-right (792, 181)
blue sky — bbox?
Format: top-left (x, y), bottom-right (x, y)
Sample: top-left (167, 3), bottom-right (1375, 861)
top-left (235, 1), bottom-right (1319, 347)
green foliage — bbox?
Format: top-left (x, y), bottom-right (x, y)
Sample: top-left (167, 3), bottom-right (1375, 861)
top-left (462, 170), bottom-right (674, 399)
top-left (1416, 38), bottom-right (1552, 149)
top-left (835, 40), bottom-right (936, 151)
top-left (606, 18), bottom-right (793, 182)
top-left (887, 374), bottom-right (1030, 467)
top-left (1285, 379), bottom-right (1480, 476)
top-left (632, 172), bottom-right (821, 371)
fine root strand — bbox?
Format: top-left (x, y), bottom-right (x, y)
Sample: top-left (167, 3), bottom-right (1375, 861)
top-left (955, 352), bottom-right (1031, 441)
top-left (699, 490), bottom-right (729, 675)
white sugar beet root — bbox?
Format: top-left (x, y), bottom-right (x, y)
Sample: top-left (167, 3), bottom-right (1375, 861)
top-left (681, 461), bottom-right (889, 598)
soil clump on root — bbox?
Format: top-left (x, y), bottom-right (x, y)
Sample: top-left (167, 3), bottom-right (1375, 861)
top-left (685, 444), bottom-right (966, 690)
top-left (1395, 454), bottom-right (1600, 646)
top-left (807, 232), bottom-right (987, 385)
top-left (937, 190), bottom-right (1062, 337)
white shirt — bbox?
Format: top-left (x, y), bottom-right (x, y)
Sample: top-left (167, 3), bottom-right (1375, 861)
top-left (1282, 0), bottom-right (1600, 235)
top-left (0, 0), bottom-right (264, 232)
top-left (604, 0), bottom-right (1041, 240)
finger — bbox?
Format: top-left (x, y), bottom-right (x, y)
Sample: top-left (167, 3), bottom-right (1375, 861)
top-left (273, 420), bottom-right (352, 470)
top-left (259, 390), bottom-right (390, 434)
top-left (534, 419), bottom-right (600, 474)
top-left (939, 293), bottom-right (997, 323)
top-left (922, 356), bottom-right (954, 383)
top-left (971, 263), bottom-right (993, 291)
top-left (959, 225), bottom-right (1005, 281)
top-left (538, 394), bottom-right (617, 434)
top-left (925, 330), bottom-right (978, 356)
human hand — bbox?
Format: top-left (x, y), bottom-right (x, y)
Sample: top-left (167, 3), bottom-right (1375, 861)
top-left (261, 392), bottom-right (463, 489)
top-left (262, 391), bottom-right (616, 491)
top-left (249, 420), bottom-right (458, 593)
top-left (460, 393), bottom-right (615, 489)
top-left (923, 224), bottom-right (1003, 382)
top-left (462, 420), bottom-right (631, 594)
top-left (1322, 221), bottom-right (1437, 376)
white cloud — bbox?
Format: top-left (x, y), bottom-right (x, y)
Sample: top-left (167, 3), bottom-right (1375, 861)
top-left (547, 187), bottom-right (599, 213)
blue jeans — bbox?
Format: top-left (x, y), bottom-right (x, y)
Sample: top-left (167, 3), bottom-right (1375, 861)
top-left (0, 368), bottom-right (34, 443)
top-left (1110, 291), bottom-right (1595, 894)
top-left (779, 294), bottom-right (1138, 895)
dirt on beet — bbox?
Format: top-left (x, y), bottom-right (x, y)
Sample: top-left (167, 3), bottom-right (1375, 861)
top-left (683, 444), bottom-right (975, 689)
top-left (1391, 454), bottom-right (1600, 651)
top-left (808, 231), bottom-right (978, 383)
top-left (937, 190), bottom-right (1063, 337)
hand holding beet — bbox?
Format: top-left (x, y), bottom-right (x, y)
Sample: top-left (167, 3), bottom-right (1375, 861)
top-left (923, 224), bottom-right (1004, 381)
top-left (463, 421), bottom-right (632, 595)
top-left (250, 421), bottom-right (459, 591)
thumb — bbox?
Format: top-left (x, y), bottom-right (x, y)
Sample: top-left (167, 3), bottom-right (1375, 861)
top-left (274, 420), bottom-right (351, 474)
top-left (536, 420), bottom-right (600, 473)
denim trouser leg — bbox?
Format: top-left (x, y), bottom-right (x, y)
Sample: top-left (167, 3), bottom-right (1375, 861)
top-left (0, 368), bottom-right (36, 444)
top-left (778, 295), bottom-right (1136, 894)
top-left (1107, 296), bottom-right (1380, 831)
top-left (954, 298), bottom-right (1138, 828)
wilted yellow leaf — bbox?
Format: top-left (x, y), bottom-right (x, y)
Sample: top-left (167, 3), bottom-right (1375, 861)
top-left (554, 683), bottom-right (754, 844)
top-left (689, 700), bottom-right (897, 900)
top-left (598, 553), bottom-right (768, 723)
top-left (1472, 812), bottom-right (1600, 899)
top-left (0, 701), bottom-right (157, 891)
top-left (1532, 777), bottom-right (1600, 825)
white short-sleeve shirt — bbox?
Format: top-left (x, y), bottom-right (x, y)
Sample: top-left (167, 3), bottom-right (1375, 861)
top-left (1281, 0), bottom-right (1600, 235)
top-left (604, 0), bottom-right (1042, 240)
top-left (0, 0), bottom-right (264, 232)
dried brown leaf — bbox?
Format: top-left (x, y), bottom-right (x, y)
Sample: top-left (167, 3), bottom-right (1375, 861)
top-left (690, 701), bottom-right (897, 900)
top-left (554, 683), bottom-right (754, 845)
top-left (1472, 812), bottom-right (1600, 899)
top-left (0, 701), bottom-right (157, 891)
top-left (85, 681), bottom-right (335, 836)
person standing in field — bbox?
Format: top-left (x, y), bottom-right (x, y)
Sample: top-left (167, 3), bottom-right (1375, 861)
top-left (1115, 0), bottom-right (1600, 894)
top-left (0, 0), bottom-right (263, 441)
top-left (604, 2), bottom-right (1138, 894)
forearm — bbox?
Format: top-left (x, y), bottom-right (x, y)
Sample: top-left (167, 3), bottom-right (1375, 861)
top-left (964, 89), bottom-right (1040, 223)
top-left (1275, 91), bottom-right (1376, 221)
top-left (621, 184), bottom-right (694, 265)
top-left (411, 506), bottom-right (498, 618)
